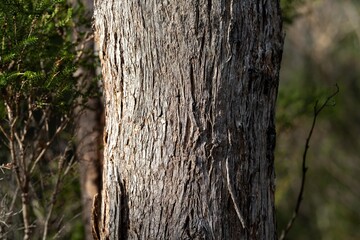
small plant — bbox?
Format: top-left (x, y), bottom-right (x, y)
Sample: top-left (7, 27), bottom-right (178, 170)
top-left (0, 0), bottom-right (95, 239)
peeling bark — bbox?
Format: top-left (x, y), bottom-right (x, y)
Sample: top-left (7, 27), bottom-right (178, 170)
top-left (94, 1), bottom-right (283, 239)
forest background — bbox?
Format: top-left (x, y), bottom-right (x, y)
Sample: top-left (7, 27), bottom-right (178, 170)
top-left (0, 0), bottom-right (359, 239)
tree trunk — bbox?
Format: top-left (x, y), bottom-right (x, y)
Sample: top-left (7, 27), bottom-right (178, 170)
top-left (94, 1), bottom-right (283, 239)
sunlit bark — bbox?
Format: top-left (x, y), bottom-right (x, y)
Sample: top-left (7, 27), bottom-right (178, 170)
top-left (94, 1), bottom-right (283, 239)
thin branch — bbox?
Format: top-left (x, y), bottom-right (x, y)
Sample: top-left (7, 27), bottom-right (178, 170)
top-left (42, 149), bottom-right (66, 240)
top-left (29, 118), bottom-right (69, 173)
top-left (4, 187), bottom-right (19, 224)
top-left (20, 192), bottom-right (31, 240)
top-left (29, 106), bottom-right (50, 145)
top-left (14, 131), bottom-right (27, 174)
top-left (0, 133), bottom-right (10, 149)
top-left (63, 151), bottom-right (76, 176)
top-left (52, 212), bottom-right (82, 239)
top-left (6, 108), bottom-right (23, 187)
top-left (5, 98), bottom-right (32, 240)
top-left (0, 124), bottom-right (10, 143)
top-left (74, 31), bottom-right (94, 63)
top-left (279, 84), bottom-right (339, 240)
top-left (20, 97), bottom-right (35, 143)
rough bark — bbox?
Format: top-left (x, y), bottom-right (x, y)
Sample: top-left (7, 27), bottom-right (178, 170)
top-left (94, 1), bottom-right (283, 239)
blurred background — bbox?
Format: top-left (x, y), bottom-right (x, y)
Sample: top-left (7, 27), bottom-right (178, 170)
top-left (276, 0), bottom-right (360, 239)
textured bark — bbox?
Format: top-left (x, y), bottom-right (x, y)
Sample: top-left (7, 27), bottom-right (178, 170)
top-left (94, 1), bottom-right (283, 239)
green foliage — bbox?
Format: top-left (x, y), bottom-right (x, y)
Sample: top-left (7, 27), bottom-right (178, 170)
top-left (0, 0), bottom-right (78, 115)
top-left (0, 0), bottom-right (96, 238)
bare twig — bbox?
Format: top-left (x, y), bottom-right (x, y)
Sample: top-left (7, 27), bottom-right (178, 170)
top-left (29, 106), bottom-right (51, 145)
top-left (279, 84), bottom-right (339, 240)
top-left (63, 151), bottom-right (76, 176)
top-left (0, 124), bottom-right (10, 143)
top-left (5, 187), bottom-right (19, 224)
top-left (29, 119), bottom-right (69, 173)
top-left (20, 97), bottom-right (35, 143)
top-left (14, 131), bottom-right (26, 174)
top-left (42, 149), bottom-right (66, 240)
top-left (20, 192), bottom-right (31, 240)
top-left (74, 31), bottom-right (94, 63)
top-left (52, 212), bottom-right (82, 239)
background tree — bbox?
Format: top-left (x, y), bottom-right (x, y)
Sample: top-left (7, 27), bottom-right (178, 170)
top-left (69, 0), bottom-right (104, 239)
top-left (93, 1), bottom-right (283, 239)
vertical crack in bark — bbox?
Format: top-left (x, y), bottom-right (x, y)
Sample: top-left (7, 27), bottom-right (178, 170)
top-left (226, 0), bottom-right (235, 62)
top-left (118, 179), bottom-right (129, 240)
top-left (94, 0), bottom-right (283, 238)
top-left (194, 0), bottom-right (200, 35)
top-left (118, 32), bottom-right (124, 122)
top-left (91, 193), bottom-right (101, 240)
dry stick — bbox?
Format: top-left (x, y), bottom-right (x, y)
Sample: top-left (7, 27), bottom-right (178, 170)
top-left (279, 85), bottom-right (339, 240)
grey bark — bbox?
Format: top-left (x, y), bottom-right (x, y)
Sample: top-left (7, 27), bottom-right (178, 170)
top-left (94, 1), bottom-right (283, 239)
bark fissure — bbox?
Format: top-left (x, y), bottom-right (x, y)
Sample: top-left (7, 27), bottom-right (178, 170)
top-left (94, 0), bottom-right (283, 238)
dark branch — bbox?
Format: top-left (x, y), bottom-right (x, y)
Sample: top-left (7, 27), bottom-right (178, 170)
top-left (279, 84), bottom-right (339, 240)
